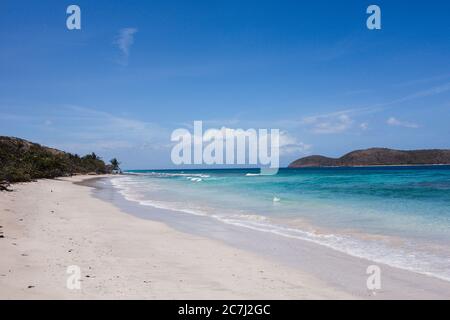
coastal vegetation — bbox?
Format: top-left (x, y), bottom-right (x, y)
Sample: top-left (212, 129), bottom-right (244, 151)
top-left (109, 158), bottom-right (121, 173)
top-left (0, 136), bottom-right (118, 184)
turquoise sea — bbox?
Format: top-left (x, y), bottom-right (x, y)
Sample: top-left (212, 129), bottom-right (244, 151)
top-left (111, 166), bottom-right (450, 281)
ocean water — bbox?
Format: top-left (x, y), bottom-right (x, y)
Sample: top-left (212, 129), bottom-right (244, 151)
top-left (111, 166), bottom-right (450, 282)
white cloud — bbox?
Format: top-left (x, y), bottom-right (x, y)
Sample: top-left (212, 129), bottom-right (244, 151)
top-left (115, 28), bottom-right (138, 64)
top-left (387, 117), bottom-right (419, 129)
top-left (288, 80), bottom-right (450, 133)
top-left (278, 131), bottom-right (311, 155)
top-left (303, 113), bottom-right (353, 134)
top-left (360, 122), bottom-right (369, 130)
top-left (193, 127), bottom-right (310, 156)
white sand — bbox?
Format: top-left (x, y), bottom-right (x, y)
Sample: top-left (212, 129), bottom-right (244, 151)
top-left (0, 176), bottom-right (350, 299)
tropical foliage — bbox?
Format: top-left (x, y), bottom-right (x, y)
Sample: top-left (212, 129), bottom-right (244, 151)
top-left (0, 136), bottom-right (117, 183)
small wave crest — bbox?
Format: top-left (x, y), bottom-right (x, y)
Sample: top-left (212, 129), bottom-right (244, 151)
top-left (126, 171), bottom-right (210, 179)
top-left (110, 175), bottom-right (450, 283)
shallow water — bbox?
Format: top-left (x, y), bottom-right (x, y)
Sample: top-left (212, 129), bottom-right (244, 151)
top-left (112, 166), bottom-right (450, 282)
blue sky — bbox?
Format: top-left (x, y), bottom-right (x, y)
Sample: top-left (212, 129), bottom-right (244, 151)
top-left (1, 0), bottom-right (450, 169)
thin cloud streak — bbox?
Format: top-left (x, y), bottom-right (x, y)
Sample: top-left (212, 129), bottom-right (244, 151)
top-left (278, 80), bottom-right (450, 134)
top-left (114, 27), bottom-right (138, 65)
top-left (387, 117), bottom-right (420, 129)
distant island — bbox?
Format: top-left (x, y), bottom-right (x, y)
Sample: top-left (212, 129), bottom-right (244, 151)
top-left (288, 148), bottom-right (450, 168)
top-left (0, 136), bottom-right (120, 187)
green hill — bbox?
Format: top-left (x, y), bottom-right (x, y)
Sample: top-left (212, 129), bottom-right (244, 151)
top-left (288, 148), bottom-right (450, 168)
top-left (0, 136), bottom-right (112, 183)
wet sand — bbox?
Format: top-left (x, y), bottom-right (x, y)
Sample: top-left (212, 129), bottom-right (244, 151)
top-left (89, 176), bottom-right (450, 299)
top-left (0, 175), bottom-right (348, 299)
top-left (1, 175), bottom-right (450, 299)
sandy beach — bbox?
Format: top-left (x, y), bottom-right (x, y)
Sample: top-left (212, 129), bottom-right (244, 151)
top-left (0, 175), bottom-right (349, 299)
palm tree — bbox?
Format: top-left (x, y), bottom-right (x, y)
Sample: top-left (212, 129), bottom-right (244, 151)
top-left (110, 158), bottom-right (121, 173)
top-left (91, 152), bottom-right (99, 160)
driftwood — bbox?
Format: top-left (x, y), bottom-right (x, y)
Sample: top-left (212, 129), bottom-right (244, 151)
top-left (0, 181), bottom-right (12, 192)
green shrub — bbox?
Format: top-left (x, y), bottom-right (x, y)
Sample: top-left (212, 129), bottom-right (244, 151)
top-left (0, 137), bottom-right (114, 183)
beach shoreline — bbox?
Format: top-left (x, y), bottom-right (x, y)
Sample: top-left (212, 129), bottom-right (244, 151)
top-left (1, 175), bottom-right (450, 299)
top-left (0, 175), bottom-right (349, 299)
top-left (91, 175), bottom-right (450, 299)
